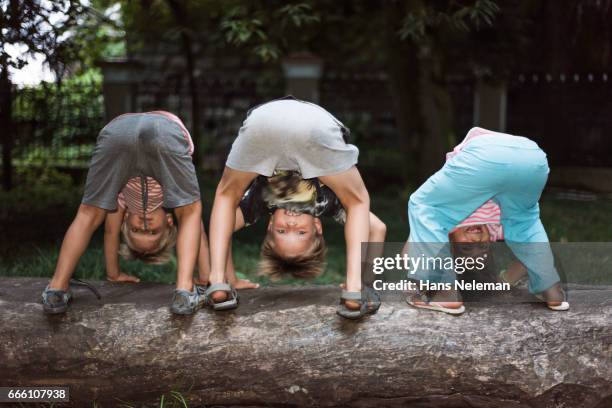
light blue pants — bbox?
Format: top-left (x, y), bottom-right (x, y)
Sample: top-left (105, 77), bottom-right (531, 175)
top-left (407, 134), bottom-right (560, 294)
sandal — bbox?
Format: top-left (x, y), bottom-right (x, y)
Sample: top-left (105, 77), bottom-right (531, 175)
top-left (41, 278), bottom-right (101, 314)
top-left (336, 286), bottom-right (381, 320)
top-left (535, 287), bottom-right (570, 311)
top-left (42, 287), bottom-right (72, 314)
top-left (204, 283), bottom-right (239, 311)
top-left (499, 269), bottom-right (527, 287)
top-left (406, 290), bottom-right (465, 315)
top-left (170, 288), bottom-right (204, 315)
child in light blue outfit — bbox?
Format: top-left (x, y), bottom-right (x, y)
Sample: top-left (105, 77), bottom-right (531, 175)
top-left (406, 128), bottom-right (568, 313)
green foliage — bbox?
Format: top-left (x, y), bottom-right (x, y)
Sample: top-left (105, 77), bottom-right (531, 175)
top-left (70, 2), bottom-right (127, 68)
top-left (1, 1), bottom-right (83, 72)
top-left (0, 0), bottom-right (122, 81)
top-left (220, 2), bottom-right (320, 61)
top-left (0, 167), bottom-right (81, 218)
top-left (398, 0), bottom-right (500, 42)
top-left (12, 74), bottom-right (103, 166)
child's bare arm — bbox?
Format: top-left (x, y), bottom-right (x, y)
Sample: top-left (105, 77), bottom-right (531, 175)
top-left (319, 166), bottom-right (370, 294)
top-left (103, 207), bottom-right (139, 283)
top-left (49, 204), bottom-right (107, 290)
top-left (209, 167), bottom-right (258, 288)
top-left (103, 209), bottom-right (123, 278)
top-left (174, 200), bottom-right (202, 291)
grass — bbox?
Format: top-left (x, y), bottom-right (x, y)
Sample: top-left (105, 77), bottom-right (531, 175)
top-left (1, 170), bottom-right (611, 285)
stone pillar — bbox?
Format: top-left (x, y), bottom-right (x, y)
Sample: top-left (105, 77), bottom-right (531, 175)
top-left (282, 52), bottom-right (323, 103)
top-left (473, 80), bottom-right (507, 131)
top-left (97, 58), bottom-right (142, 121)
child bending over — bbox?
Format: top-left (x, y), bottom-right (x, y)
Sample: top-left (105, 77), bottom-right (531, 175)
top-left (406, 127), bottom-right (569, 314)
top-left (203, 97), bottom-right (386, 319)
top-left (42, 111), bottom-right (204, 315)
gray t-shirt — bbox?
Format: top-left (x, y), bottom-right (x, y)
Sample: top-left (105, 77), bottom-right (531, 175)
top-left (226, 97), bottom-right (359, 179)
top-left (82, 112), bottom-right (201, 211)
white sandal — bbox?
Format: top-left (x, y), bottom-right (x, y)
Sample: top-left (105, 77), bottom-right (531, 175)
top-left (536, 287), bottom-right (570, 311)
top-left (405, 290), bottom-right (465, 315)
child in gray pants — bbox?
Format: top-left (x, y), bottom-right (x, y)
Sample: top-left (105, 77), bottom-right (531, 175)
top-left (42, 112), bottom-right (205, 315)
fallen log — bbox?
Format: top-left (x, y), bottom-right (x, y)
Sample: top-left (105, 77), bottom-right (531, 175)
top-left (0, 277), bottom-right (610, 407)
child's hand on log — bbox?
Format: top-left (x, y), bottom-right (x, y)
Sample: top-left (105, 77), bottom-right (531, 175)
top-left (107, 272), bottom-right (140, 283)
top-left (194, 276), bottom-right (259, 290)
top-left (230, 278), bottom-right (260, 290)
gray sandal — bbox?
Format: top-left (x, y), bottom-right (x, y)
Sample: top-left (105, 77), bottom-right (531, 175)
top-left (204, 283), bottom-right (239, 311)
top-left (170, 287), bottom-right (204, 315)
top-left (42, 287), bottom-right (72, 314)
top-left (41, 278), bottom-right (101, 314)
top-left (337, 286), bottom-right (381, 320)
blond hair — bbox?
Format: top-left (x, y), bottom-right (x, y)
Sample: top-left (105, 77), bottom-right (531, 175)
top-left (119, 221), bottom-right (177, 265)
top-left (258, 232), bottom-right (327, 280)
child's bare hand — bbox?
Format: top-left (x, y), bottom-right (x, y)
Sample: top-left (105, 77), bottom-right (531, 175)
top-left (107, 272), bottom-right (140, 283)
top-left (231, 278), bottom-right (260, 290)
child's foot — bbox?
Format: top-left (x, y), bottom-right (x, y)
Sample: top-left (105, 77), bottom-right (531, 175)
top-left (499, 269), bottom-right (527, 287)
top-left (204, 283), bottom-right (239, 311)
top-left (42, 286), bottom-right (72, 314)
top-left (337, 286), bottom-right (381, 319)
top-left (338, 283), bottom-right (364, 310)
top-left (537, 283), bottom-right (569, 311)
top-left (207, 279), bottom-right (258, 300)
top-left (170, 288), bottom-right (203, 315)
top-left (210, 290), bottom-right (228, 303)
top-left (406, 289), bottom-right (465, 315)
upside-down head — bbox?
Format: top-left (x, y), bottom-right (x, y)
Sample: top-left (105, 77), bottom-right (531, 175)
top-left (119, 208), bottom-right (177, 264)
top-left (258, 208), bottom-right (326, 280)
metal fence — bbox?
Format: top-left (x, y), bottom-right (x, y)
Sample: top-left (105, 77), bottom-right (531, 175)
top-left (508, 73), bottom-right (612, 167)
top-left (8, 71), bottom-right (612, 172)
top-left (11, 82), bottom-right (105, 168)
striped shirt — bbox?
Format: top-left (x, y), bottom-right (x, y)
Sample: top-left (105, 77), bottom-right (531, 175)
top-left (447, 127), bottom-right (504, 241)
top-left (117, 111), bottom-right (194, 214)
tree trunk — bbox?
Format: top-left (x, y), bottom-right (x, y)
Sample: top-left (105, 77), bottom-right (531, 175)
top-left (166, 0), bottom-right (201, 168)
top-left (382, 0), bottom-right (453, 185)
top-left (383, 0), bottom-right (421, 184)
top-left (416, 47), bottom-right (454, 182)
top-left (1, 277), bottom-right (611, 407)
top-left (0, 65), bottom-right (13, 191)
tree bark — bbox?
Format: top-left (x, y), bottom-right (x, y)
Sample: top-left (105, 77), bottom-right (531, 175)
top-left (382, 0), bottom-right (453, 185)
top-left (416, 46), bottom-right (454, 182)
top-left (1, 277), bottom-right (611, 407)
top-left (0, 65), bottom-right (13, 191)
top-left (383, 0), bottom-right (421, 183)
top-left (166, 0), bottom-right (201, 167)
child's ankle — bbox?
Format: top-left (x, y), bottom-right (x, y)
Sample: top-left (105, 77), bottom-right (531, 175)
top-left (48, 277), bottom-right (69, 291)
